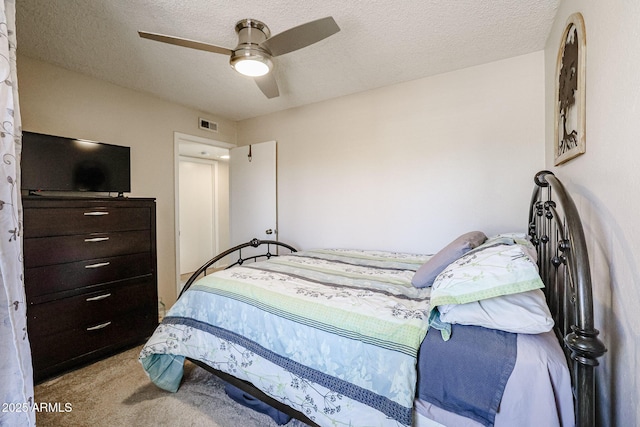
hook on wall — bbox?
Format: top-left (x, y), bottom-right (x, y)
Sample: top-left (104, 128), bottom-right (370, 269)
top-left (248, 145), bottom-right (252, 162)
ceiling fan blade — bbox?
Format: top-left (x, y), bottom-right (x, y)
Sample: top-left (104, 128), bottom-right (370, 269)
top-left (138, 31), bottom-right (234, 56)
top-left (254, 73), bottom-right (279, 99)
top-left (260, 16), bottom-right (340, 56)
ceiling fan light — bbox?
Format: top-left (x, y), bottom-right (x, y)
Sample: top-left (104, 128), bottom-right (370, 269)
top-left (234, 58), bottom-right (270, 77)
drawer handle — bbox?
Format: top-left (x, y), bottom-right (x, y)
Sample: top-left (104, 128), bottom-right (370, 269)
top-left (84, 211), bottom-right (109, 216)
top-left (84, 237), bottom-right (110, 243)
top-left (86, 293), bottom-right (111, 302)
top-left (85, 262), bottom-right (111, 269)
top-left (86, 321), bottom-right (111, 331)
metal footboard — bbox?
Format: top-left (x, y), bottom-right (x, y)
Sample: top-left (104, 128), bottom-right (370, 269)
top-left (179, 238), bottom-right (297, 298)
top-left (177, 238), bottom-right (316, 424)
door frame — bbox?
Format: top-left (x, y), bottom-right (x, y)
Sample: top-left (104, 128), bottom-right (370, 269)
top-left (174, 132), bottom-right (235, 294)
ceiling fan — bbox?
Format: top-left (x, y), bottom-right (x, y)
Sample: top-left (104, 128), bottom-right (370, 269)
top-left (138, 16), bottom-right (340, 99)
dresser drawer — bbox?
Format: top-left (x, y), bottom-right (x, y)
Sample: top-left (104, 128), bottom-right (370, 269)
top-left (27, 280), bottom-right (157, 338)
top-left (24, 230), bottom-right (150, 267)
top-left (23, 206), bottom-right (151, 238)
top-left (25, 252), bottom-right (152, 300)
top-left (30, 310), bottom-right (157, 376)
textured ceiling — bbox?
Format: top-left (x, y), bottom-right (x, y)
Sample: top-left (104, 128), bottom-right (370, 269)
top-left (16, 0), bottom-right (559, 122)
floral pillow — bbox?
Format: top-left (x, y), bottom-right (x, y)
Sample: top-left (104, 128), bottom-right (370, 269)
top-left (468, 232), bottom-right (538, 262)
top-left (430, 243), bottom-right (544, 308)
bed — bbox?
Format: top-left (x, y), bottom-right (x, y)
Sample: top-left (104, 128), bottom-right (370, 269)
top-left (140, 170), bottom-right (606, 426)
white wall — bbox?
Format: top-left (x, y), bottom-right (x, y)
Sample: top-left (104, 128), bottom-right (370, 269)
top-left (545, 4), bottom-right (640, 427)
top-left (17, 56), bottom-right (237, 307)
top-left (238, 52), bottom-right (545, 254)
top-left (15, 52), bottom-right (545, 305)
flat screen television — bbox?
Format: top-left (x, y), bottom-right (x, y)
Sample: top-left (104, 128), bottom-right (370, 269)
top-left (21, 131), bottom-right (131, 195)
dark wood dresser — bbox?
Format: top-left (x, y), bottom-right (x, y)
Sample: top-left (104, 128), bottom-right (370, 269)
top-left (23, 196), bottom-right (158, 382)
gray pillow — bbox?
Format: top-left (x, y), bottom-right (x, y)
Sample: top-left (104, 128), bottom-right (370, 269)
top-left (411, 231), bottom-right (487, 288)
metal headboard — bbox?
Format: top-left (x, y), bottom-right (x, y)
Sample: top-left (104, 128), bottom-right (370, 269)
top-left (528, 170), bottom-right (606, 426)
top-left (179, 238), bottom-right (297, 298)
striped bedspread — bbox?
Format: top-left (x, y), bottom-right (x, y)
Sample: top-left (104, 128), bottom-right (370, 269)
top-left (140, 249), bottom-right (432, 426)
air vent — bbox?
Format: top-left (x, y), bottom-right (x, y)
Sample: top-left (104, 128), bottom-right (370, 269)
top-left (199, 118), bottom-right (218, 133)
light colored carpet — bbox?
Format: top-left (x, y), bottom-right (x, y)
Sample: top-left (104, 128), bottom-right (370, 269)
top-left (34, 345), bottom-right (306, 427)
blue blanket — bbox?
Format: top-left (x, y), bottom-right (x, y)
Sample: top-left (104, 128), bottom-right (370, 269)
top-left (417, 324), bottom-right (517, 426)
top-left (141, 249), bottom-right (432, 427)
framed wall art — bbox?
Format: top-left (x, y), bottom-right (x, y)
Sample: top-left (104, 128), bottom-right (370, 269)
top-left (554, 12), bottom-right (586, 165)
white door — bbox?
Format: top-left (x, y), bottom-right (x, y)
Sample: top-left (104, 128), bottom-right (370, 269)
top-left (179, 157), bottom-right (215, 274)
top-left (230, 141), bottom-right (277, 247)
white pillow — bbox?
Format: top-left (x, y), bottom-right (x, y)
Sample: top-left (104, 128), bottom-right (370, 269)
top-left (439, 289), bottom-right (554, 334)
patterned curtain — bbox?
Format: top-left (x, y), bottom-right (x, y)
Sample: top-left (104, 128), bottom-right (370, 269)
top-left (0, 0), bottom-right (35, 425)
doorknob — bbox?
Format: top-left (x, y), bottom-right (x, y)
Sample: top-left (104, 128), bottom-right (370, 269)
top-left (265, 229), bottom-right (275, 235)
